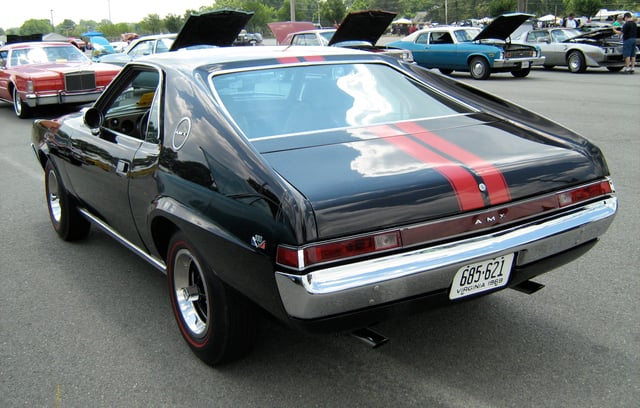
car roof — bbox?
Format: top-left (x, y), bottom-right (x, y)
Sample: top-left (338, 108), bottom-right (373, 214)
top-left (133, 33), bottom-right (177, 41)
top-left (140, 45), bottom-right (378, 72)
top-left (1, 41), bottom-right (74, 50)
top-left (291, 29), bottom-right (336, 35)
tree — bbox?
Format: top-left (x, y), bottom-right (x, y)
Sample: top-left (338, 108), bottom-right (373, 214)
top-left (56, 19), bottom-right (76, 36)
top-left (321, 0), bottom-right (347, 26)
top-left (489, 0), bottom-right (517, 16)
top-left (563, 0), bottom-right (603, 17)
top-left (140, 14), bottom-right (164, 34)
top-left (20, 19), bottom-right (53, 35)
top-left (164, 14), bottom-right (184, 33)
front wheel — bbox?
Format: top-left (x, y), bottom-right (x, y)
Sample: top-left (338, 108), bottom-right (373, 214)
top-left (511, 67), bottom-right (531, 78)
top-left (469, 57), bottom-right (491, 80)
top-left (13, 87), bottom-right (32, 118)
top-left (167, 233), bottom-right (257, 366)
top-left (439, 68), bottom-right (453, 75)
top-left (45, 160), bottom-right (91, 241)
top-left (567, 51), bottom-right (586, 73)
top-left (607, 66), bottom-right (624, 72)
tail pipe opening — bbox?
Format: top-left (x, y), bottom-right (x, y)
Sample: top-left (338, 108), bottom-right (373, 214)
top-left (350, 327), bottom-right (389, 348)
top-left (511, 280), bottom-right (545, 295)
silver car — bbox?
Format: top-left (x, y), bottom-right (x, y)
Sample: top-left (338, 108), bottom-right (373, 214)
top-left (515, 27), bottom-right (635, 73)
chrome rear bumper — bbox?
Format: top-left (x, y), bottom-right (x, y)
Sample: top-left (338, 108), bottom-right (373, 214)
top-left (275, 197), bottom-right (617, 319)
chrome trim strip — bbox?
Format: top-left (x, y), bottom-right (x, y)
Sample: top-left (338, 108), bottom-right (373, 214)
top-left (78, 208), bottom-right (167, 273)
top-left (275, 197), bottom-right (616, 319)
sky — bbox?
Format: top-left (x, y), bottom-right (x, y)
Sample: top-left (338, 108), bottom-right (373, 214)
top-left (1, 0), bottom-right (213, 30)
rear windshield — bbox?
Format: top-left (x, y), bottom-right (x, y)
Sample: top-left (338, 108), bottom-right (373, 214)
top-left (211, 62), bottom-right (472, 140)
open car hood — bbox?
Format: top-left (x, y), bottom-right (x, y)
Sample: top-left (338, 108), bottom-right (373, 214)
top-left (565, 28), bottom-right (621, 42)
top-left (169, 9), bottom-right (253, 51)
top-left (474, 13), bottom-right (533, 41)
top-left (328, 10), bottom-right (397, 46)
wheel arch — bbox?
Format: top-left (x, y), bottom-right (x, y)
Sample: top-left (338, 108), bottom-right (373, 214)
top-left (466, 53), bottom-right (491, 66)
top-left (150, 214), bottom-right (180, 263)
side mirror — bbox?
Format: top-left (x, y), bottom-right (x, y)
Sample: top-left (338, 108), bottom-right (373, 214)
top-left (84, 107), bottom-right (103, 132)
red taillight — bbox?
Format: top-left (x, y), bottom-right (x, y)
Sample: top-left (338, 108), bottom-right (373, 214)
top-left (277, 231), bottom-right (401, 270)
top-left (557, 180), bottom-right (613, 207)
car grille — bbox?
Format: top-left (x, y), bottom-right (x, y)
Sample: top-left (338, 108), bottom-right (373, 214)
top-left (505, 48), bottom-right (534, 58)
top-left (64, 72), bottom-right (97, 91)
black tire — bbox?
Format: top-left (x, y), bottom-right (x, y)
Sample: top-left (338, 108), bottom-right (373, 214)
top-left (567, 51), bottom-right (586, 73)
top-left (45, 160), bottom-right (91, 241)
top-left (542, 64), bottom-right (555, 70)
top-left (167, 232), bottom-right (257, 366)
top-left (511, 67), bottom-right (531, 78)
top-left (13, 86), bottom-right (32, 119)
top-left (469, 57), bottom-right (491, 80)
top-left (439, 68), bottom-right (453, 75)
top-left (607, 66), bottom-right (624, 72)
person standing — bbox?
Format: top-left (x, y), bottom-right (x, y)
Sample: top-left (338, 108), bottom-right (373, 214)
top-left (613, 14), bottom-right (623, 28)
top-left (615, 12), bottom-right (637, 73)
top-left (564, 13), bottom-right (578, 28)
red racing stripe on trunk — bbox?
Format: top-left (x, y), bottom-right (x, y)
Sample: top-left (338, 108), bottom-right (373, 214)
top-left (368, 125), bottom-right (485, 211)
top-left (395, 121), bottom-right (511, 205)
top-left (277, 56), bottom-right (300, 64)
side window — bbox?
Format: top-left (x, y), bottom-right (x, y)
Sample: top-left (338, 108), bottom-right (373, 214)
top-left (416, 33), bottom-right (428, 45)
top-left (129, 41), bottom-right (152, 57)
top-left (0, 50), bottom-right (7, 68)
top-left (155, 39), bottom-right (171, 53)
top-left (100, 68), bottom-right (161, 141)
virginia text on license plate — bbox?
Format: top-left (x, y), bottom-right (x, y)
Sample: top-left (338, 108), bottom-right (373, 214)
top-left (449, 254), bottom-right (515, 300)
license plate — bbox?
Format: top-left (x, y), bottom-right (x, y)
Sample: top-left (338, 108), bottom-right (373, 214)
top-left (449, 254), bottom-right (514, 300)
top-left (522, 61), bottom-right (530, 68)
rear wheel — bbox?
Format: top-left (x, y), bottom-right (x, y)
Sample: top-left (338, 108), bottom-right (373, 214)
top-left (13, 87), bottom-right (32, 118)
top-left (567, 51), bottom-right (586, 73)
top-left (167, 232), bottom-right (257, 366)
top-left (469, 57), bottom-right (491, 80)
top-left (439, 68), bottom-right (453, 75)
top-left (511, 67), bottom-right (531, 78)
top-left (542, 64), bottom-right (555, 70)
top-left (45, 160), bottom-right (91, 241)
top-left (607, 66), bottom-right (624, 72)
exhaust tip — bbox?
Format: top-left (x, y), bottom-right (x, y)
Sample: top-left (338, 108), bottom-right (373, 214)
top-left (511, 280), bottom-right (545, 295)
top-left (350, 327), bottom-right (389, 348)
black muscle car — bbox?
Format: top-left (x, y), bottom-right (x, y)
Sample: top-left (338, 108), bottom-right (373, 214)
top-left (31, 44), bottom-right (617, 365)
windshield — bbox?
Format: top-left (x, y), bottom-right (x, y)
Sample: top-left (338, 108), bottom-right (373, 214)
top-left (211, 63), bottom-right (471, 139)
top-left (455, 29), bottom-right (481, 42)
top-left (551, 29), bottom-right (581, 42)
top-left (10, 45), bottom-right (89, 66)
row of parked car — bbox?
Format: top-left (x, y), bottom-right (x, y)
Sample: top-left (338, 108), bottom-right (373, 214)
top-left (2, 10), bottom-right (637, 118)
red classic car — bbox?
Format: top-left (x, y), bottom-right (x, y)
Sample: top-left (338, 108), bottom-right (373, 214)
top-left (0, 41), bottom-right (121, 118)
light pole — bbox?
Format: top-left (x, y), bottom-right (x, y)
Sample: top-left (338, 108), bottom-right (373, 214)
top-left (50, 9), bottom-right (54, 30)
top-left (444, 0), bottom-right (448, 25)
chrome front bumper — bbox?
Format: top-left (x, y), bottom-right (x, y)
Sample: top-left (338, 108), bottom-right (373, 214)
top-left (493, 56), bottom-right (546, 68)
top-left (24, 90), bottom-right (103, 107)
top-left (275, 197), bottom-right (617, 320)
